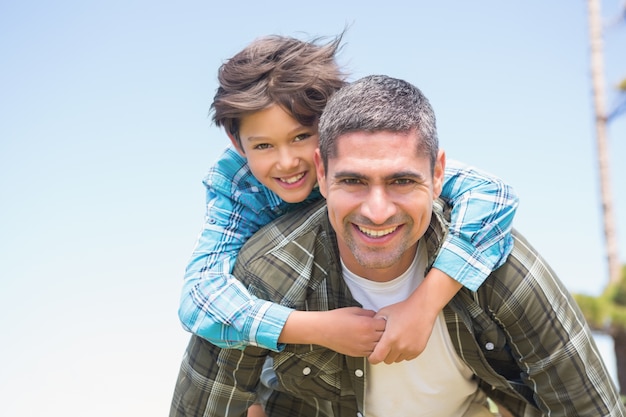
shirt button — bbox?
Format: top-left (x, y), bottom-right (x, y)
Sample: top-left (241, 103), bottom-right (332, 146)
top-left (354, 369), bottom-right (364, 377)
top-left (485, 342), bottom-right (495, 351)
top-left (302, 367), bottom-right (311, 375)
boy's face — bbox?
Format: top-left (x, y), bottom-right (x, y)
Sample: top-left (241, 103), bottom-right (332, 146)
top-left (315, 130), bottom-right (445, 282)
top-left (230, 104), bottom-right (319, 203)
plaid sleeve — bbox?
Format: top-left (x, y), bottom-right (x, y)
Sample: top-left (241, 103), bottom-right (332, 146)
top-left (178, 151), bottom-right (293, 351)
top-left (435, 159), bottom-right (519, 291)
top-left (489, 232), bottom-right (625, 416)
top-left (170, 335), bottom-right (269, 417)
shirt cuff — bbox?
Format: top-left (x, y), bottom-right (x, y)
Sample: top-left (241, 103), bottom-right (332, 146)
top-left (247, 302), bottom-right (294, 352)
top-left (431, 234), bottom-right (495, 292)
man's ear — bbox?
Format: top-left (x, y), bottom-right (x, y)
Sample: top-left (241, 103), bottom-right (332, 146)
top-left (433, 150), bottom-right (446, 199)
top-left (227, 131), bottom-right (246, 157)
top-left (314, 149), bottom-right (327, 198)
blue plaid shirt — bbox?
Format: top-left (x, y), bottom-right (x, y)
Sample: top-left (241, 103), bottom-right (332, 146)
top-left (178, 146), bottom-right (518, 351)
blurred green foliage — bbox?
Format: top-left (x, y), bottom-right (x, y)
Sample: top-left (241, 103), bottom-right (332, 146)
top-left (574, 265), bottom-right (626, 331)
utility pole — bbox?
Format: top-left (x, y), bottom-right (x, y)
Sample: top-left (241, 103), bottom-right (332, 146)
top-left (587, 0), bottom-right (621, 286)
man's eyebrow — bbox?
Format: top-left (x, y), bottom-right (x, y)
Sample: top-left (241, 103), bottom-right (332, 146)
top-left (333, 170), bottom-right (426, 181)
top-left (386, 171), bottom-right (426, 181)
top-left (333, 170), bottom-right (367, 179)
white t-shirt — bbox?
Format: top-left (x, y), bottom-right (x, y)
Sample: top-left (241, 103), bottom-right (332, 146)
top-left (342, 242), bottom-right (487, 417)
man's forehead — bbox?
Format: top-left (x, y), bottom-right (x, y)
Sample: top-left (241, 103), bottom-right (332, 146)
top-left (328, 132), bottom-right (430, 174)
top-left (333, 130), bottom-right (421, 150)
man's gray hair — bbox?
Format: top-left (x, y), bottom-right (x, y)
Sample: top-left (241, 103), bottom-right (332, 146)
top-left (318, 75), bottom-right (438, 171)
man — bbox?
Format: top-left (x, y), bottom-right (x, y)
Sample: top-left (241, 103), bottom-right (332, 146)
top-left (170, 75), bottom-right (624, 416)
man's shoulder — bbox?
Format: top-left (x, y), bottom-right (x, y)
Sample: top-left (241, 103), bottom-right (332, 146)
top-left (233, 200), bottom-right (331, 302)
top-left (507, 228), bottom-right (545, 272)
top-left (236, 199), bottom-right (329, 265)
top-left (481, 228), bottom-right (566, 298)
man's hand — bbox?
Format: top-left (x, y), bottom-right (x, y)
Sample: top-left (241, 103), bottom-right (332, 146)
top-left (367, 268), bottom-right (462, 364)
top-left (368, 299), bottom-right (437, 364)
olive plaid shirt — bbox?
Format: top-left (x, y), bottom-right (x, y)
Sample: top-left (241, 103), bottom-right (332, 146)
top-left (170, 200), bottom-right (624, 417)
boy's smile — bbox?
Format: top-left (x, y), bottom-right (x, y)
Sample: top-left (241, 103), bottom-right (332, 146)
top-left (231, 104), bottom-right (319, 203)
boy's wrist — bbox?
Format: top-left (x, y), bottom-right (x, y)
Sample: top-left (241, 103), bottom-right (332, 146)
top-left (413, 268), bottom-right (462, 315)
top-left (278, 310), bottom-right (324, 345)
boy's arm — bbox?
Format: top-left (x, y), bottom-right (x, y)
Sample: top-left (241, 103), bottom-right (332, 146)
top-left (369, 160), bottom-right (519, 364)
top-left (178, 148), bottom-right (299, 350)
top-left (178, 184), bottom-right (293, 351)
top-left (181, 214), bottom-right (384, 356)
top-left (179, 148), bottom-right (383, 354)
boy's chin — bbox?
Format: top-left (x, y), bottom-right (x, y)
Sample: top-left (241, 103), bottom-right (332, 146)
top-left (274, 189), bottom-right (313, 203)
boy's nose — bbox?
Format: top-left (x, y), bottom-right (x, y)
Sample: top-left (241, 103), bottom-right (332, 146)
top-left (277, 149), bottom-right (300, 170)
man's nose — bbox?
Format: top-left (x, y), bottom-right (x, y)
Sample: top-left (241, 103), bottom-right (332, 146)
top-left (360, 186), bottom-right (397, 224)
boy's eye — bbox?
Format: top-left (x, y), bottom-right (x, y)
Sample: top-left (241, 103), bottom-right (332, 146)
top-left (293, 133), bottom-right (312, 142)
top-left (253, 143), bottom-right (272, 150)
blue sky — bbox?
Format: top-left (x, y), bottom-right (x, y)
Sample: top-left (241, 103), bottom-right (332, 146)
top-left (1, 1), bottom-right (625, 416)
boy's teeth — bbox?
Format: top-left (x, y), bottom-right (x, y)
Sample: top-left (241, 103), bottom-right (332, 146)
top-left (357, 225), bottom-right (397, 237)
top-left (281, 173), bottom-right (305, 184)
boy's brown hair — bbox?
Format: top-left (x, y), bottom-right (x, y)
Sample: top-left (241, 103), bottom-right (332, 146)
top-left (211, 32), bottom-right (347, 148)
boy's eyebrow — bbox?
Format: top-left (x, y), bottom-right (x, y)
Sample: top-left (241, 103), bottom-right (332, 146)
top-left (242, 126), bottom-right (312, 143)
top-left (243, 135), bottom-right (271, 142)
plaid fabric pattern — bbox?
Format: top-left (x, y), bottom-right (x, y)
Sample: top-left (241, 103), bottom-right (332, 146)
top-left (170, 199), bottom-right (624, 416)
top-left (178, 147), bottom-right (519, 351)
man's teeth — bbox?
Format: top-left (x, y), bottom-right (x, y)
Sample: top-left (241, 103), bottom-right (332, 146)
top-left (281, 173), bottom-right (305, 184)
top-left (357, 225), bottom-right (397, 237)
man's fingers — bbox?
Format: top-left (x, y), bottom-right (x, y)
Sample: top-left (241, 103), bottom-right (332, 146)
top-left (368, 335), bottom-right (390, 364)
top-left (383, 350), bottom-right (401, 364)
top-left (374, 317), bottom-right (387, 332)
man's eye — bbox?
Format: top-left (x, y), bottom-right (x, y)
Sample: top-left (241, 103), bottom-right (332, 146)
top-left (393, 179), bottom-right (415, 185)
top-left (340, 179), bottom-right (362, 185)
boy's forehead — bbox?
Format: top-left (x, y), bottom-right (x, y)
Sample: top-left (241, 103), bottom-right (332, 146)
top-left (239, 105), bottom-right (303, 136)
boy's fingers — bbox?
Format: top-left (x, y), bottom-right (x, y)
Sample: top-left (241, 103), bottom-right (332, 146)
top-left (374, 317), bottom-right (387, 332)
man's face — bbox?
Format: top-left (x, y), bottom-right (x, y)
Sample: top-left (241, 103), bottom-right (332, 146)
top-left (315, 131), bottom-right (445, 282)
top-left (230, 104), bottom-right (320, 203)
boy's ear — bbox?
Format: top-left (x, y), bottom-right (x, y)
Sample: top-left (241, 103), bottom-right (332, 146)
top-left (227, 132), bottom-right (246, 157)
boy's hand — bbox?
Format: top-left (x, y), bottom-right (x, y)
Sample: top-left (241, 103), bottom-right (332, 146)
top-left (280, 307), bottom-right (386, 357)
top-left (318, 307), bottom-right (386, 357)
